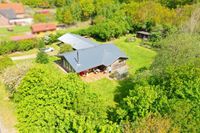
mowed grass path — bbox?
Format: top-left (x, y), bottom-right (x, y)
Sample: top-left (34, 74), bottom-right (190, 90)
top-left (89, 35), bottom-right (157, 107)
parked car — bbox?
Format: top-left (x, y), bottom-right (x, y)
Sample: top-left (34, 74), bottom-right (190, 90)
top-left (40, 47), bottom-right (54, 53)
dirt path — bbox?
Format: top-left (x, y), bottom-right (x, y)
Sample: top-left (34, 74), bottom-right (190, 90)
top-left (0, 82), bottom-right (17, 133)
top-left (10, 54), bottom-right (36, 61)
top-left (0, 116), bottom-right (16, 133)
top-left (0, 117), bottom-right (15, 133)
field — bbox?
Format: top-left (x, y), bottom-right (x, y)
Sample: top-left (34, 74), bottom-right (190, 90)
top-left (89, 35), bottom-right (157, 107)
top-left (0, 26), bottom-right (31, 41)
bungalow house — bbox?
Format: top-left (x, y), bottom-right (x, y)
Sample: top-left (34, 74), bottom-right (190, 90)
top-left (59, 44), bottom-right (128, 78)
top-left (58, 33), bottom-right (98, 50)
top-left (31, 23), bottom-right (57, 34)
top-left (58, 33), bottom-right (129, 79)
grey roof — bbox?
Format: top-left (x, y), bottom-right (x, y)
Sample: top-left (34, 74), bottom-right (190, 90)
top-left (137, 31), bottom-right (150, 35)
top-left (60, 44), bottom-right (128, 73)
top-left (0, 9), bottom-right (16, 20)
top-left (58, 33), bottom-right (98, 50)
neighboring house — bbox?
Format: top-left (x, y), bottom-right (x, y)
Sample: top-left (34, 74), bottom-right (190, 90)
top-left (136, 31), bottom-right (151, 40)
top-left (0, 3), bottom-right (25, 18)
top-left (9, 18), bottom-right (33, 25)
top-left (0, 13), bottom-right (9, 27)
top-left (58, 33), bottom-right (99, 50)
top-left (11, 34), bottom-right (36, 41)
top-left (59, 44), bottom-right (128, 78)
top-left (0, 8), bottom-right (16, 20)
top-left (0, 3), bottom-right (33, 26)
top-left (31, 23), bottom-right (57, 34)
top-left (0, 8), bottom-right (16, 26)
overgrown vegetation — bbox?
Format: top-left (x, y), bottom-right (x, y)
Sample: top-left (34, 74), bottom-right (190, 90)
top-left (35, 51), bottom-right (49, 64)
top-left (13, 65), bottom-right (121, 132)
top-left (0, 56), bottom-right (13, 73)
top-left (59, 44), bottom-right (73, 54)
top-left (112, 33), bottom-right (200, 132)
top-left (0, 39), bottom-right (45, 55)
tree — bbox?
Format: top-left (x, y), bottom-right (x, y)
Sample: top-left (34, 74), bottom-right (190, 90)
top-left (115, 85), bottom-right (157, 122)
top-left (35, 51), bottom-right (49, 64)
top-left (13, 65), bottom-right (120, 132)
top-left (59, 44), bottom-right (73, 54)
top-left (80, 0), bottom-right (95, 20)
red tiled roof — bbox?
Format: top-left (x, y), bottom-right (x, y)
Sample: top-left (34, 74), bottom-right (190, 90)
top-left (11, 34), bottom-right (36, 41)
top-left (0, 3), bottom-right (24, 14)
top-left (31, 23), bottom-right (57, 33)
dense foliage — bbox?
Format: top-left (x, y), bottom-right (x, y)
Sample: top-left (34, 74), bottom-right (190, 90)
top-left (75, 1), bottom-right (195, 41)
top-left (59, 44), bottom-right (73, 54)
top-left (1, 63), bottom-right (32, 96)
top-left (13, 65), bottom-right (121, 132)
top-left (35, 51), bottom-right (49, 64)
top-left (113, 34), bottom-right (200, 132)
top-left (0, 39), bottom-right (45, 55)
top-left (33, 13), bottom-right (55, 23)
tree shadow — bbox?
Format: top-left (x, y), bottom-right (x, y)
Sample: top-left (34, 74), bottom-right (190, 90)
top-left (114, 78), bottom-right (134, 103)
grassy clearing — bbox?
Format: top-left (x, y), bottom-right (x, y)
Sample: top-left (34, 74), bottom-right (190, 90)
top-left (89, 35), bottom-right (157, 107)
top-left (0, 26), bottom-right (30, 40)
top-left (0, 82), bottom-right (17, 132)
top-left (114, 35), bottom-right (157, 74)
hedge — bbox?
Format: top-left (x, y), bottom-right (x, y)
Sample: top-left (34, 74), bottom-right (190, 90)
top-left (0, 39), bottom-right (45, 55)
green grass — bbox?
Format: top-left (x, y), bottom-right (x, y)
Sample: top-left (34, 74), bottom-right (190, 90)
top-left (88, 35), bottom-right (157, 107)
top-left (88, 79), bottom-right (119, 107)
top-left (114, 35), bottom-right (157, 75)
top-left (0, 26), bottom-right (31, 40)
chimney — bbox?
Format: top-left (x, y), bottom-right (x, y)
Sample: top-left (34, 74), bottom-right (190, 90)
top-left (77, 50), bottom-right (79, 64)
top-left (74, 50), bottom-right (80, 65)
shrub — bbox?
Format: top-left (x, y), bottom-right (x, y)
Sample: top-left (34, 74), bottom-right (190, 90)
top-left (59, 44), bottom-right (73, 54)
top-left (78, 17), bottom-right (131, 41)
top-left (17, 40), bottom-right (37, 51)
top-left (0, 39), bottom-right (44, 55)
top-left (35, 51), bottom-right (49, 64)
top-left (2, 63), bottom-right (32, 95)
top-left (13, 65), bottom-right (118, 132)
top-left (0, 56), bottom-right (13, 73)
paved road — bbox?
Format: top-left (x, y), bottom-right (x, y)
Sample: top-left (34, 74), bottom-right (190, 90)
top-left (11, 54), bottom-right (36, 61)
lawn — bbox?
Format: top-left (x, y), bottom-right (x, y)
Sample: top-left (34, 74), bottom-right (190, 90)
top-left (88, 35), bottom-right (157, 107)
top-left (114, 35), bottom-right (157, 75)
top-left (0, 26), bottom-right (31, 41)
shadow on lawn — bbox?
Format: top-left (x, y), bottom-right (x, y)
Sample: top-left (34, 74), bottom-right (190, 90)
top-left (114, 78), bottom-right (134, 103)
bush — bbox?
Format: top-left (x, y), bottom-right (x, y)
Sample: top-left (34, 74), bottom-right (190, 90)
top-left (35, 51), bottom-right (49, 64)
top-left (2, 63), bottom-right (32, 96)
top-left (17, 40), bottom-right (37, 51)
top-left (0, 39), bottom-right (45, 55)
top-left (78, 17), bottom-right (131, 41)
top-left (0, 56), bottom-right (13, 73)
top-left (59, 44), bottom-right (73, 54)
top-left (13, 65), bottom-right (118, 132)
